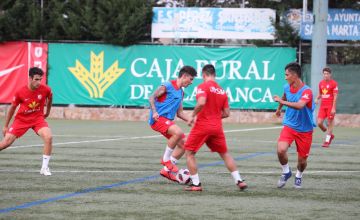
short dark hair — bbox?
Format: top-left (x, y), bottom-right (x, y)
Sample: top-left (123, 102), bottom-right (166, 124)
top-left (322, 67), bottom-right (332, 74)
top-left (202, 64), bottom-right (216, 76)
top-left (29, 67), bottom-right (44, 78)
top-left (178, 65), bottom-right (197, 78)
top-left (285, 62), bottom-right (301, 78)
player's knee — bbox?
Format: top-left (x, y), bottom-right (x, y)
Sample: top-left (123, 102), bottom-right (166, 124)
top-left (43, 135), bottom-right (53, 144)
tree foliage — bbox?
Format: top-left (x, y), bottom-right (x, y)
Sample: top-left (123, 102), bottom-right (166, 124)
top-left (0, 0), bottom-right (152, 45)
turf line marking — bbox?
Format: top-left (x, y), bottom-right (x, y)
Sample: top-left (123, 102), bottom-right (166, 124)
top-left (9, 126), bottom-right (282, 149)
top-left (0, 151), bottom-right (269, 214)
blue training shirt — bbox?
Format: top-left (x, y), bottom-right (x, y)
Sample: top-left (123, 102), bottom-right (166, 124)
top-left (148, 81), bottom-right (183, 125)
top-left (283, 84), bottom-right (316, 132)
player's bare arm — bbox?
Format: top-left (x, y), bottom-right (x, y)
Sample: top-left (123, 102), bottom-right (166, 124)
top-left (221, 107), bottom-right (230, 118)
top-left (274, 96), bottom-right (307, 110)
top-left (2, 104), bottom-right (17, 136)
top-left (188, 96), bottom-right (206, 126)
top-left (274, 94), bottom-right (286, 117)
top-left (149, 85), bottom-right (166, 121)
top-left (331, 93), bottom-right (338, 115)
top-left (44, 93), bottom-right (53, 118)
top-left (315, 93), bottom-right (321, 105)
top-left (176, 104), bottom-right (190, 122)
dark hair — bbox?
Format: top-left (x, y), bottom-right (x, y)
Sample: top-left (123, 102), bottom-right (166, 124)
top-left (29, 67), bottom-right (44, 78)
top-left (178, 65), bottom-right (197, 78)
top-left (202, 64), bottom-right (216, 76)
top-left (285, 62), bottom-right (301, 78)
top-left (322, 67), bottom-right (332, 74)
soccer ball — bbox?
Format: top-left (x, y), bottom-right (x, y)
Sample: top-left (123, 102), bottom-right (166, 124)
top-left (176, 168), bottom-right (191, 184)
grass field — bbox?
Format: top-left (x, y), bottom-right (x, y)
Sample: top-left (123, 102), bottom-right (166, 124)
top-left (0, 119), bottom-right (359, 220)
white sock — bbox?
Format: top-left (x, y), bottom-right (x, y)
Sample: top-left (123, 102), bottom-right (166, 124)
top-left (231, 170), bottom-right (242, 183)
top-left (325, 134), bottom-right (331, 142)
top-left (162, 146), bottom-right (173, 162)
top-left (190, 173), bottom-right (200, 185)
top-left (296, 170), bottom-right (303, 178)
top-left (42, 155), bottom-right (51, 169)
top-left (281, 163), bottom-right (290, 174)
top-left (170, 156), bottom-right (178, 165)
top-left (163, 166), bottom-right (170, 172)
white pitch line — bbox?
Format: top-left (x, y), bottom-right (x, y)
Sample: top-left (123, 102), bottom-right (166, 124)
top-left (0, 170), bottom-right (358, 174)
top-left (9, 126), bottom-right (282, 150)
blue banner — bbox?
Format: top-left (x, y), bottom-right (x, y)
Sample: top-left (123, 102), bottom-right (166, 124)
top-left (297, 9), bottom-right (360, 40)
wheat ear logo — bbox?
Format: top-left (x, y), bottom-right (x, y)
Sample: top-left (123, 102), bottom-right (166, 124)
top-left (28, 101), bottom-right (39, 109)
top-left (68, 51), bottom-right (126, 98)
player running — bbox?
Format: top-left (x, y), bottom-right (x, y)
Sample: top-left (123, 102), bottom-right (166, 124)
top-left (148, 66), bottom-right (197, 182)
top-left (0, 67), bottom-right (54, 176)
top-left (315, 67), bottom-right (338, 148)
top-left (184, 64), bottom-right (247, 191)
top-left (274, 62), bottom-right (316, 189)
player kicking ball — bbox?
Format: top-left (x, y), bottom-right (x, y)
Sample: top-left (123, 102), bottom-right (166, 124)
top-left (184, 64), bottom-right (247, 191)
top-left (148, 66), bottom-right (197, 182)
top-left (0, 67), bottom-right (54, 176)
top-left (315, 67), bottom-right (338, 148)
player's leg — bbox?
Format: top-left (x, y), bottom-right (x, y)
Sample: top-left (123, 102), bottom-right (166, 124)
top-left (185, 150), bottom-right (202, 191)
top-left (0, 133), bottom-right (17, 151)
top-left (37, 126), bottom-right (53, 176)
top-left (294, 131), bottom-right (312, 188)
top-left (218, 152), bottom-right (247, 190)
top-left (171, 138), bottom-right (185, 164)
top-left (322, 108), bottom-right (335, 147)
top-left (161, 123), bottom-right (184, 172)
top-left (317, 117), bottom-right (327, 132)
top-left (277, 126), bottom-right (293, 188)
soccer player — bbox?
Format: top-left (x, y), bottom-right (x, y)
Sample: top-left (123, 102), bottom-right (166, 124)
top-left (148, 65), bottom-right (197, 182)
top-left (0, 67), bottom-right (53, 176)
top-left (315, 67), bottom-right (338, 148)
top-left (184, 64), bottom-right (247, 191)
top-left (274, 62), bottom-right (315, 189)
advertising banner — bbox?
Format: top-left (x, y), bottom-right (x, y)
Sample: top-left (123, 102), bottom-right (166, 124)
top-left (48, 44), bottom-right (295, 109)
top-left (285, 9), bottom-right (360, 40)
top-left (151, 7), bottom-right (275, 40)
top-left (0, 42), bottom-right (48, 103)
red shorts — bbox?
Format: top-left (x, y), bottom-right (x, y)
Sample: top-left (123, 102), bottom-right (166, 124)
top-left (318, 106), bottom-right (335, 120)
top-left (184, 126), bottom-right (227, 153)
top-left (8, 118), bottom-right (49, 138)
top-left (278, 126), bottom-right (313, 158)
top-left (151, 116), bottom-right (185, 139)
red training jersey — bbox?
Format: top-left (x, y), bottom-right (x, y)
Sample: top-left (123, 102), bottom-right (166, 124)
top-left (318, 79), bottom-right (338, 107)
top-left (195, 80), bottom-right (229, 128)
top-left (11, 84), bottom-right (52, 123)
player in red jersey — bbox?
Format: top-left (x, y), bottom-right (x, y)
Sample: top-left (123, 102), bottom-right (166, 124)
top-left (315, 67), bottom-right (338, 148)
top-left (184, 64), bottom-right (247, 191)
top-left (0, 67), bottom-right (53, 176)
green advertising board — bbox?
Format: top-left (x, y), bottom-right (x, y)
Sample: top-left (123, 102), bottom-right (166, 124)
top-left (48, 43), bottom-right (296, 109)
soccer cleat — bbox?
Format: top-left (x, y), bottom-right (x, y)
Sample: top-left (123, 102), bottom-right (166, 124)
top-left (40, 167), bottom-right (52, 176)
top-left (322, 141), bottom-right (330, 148)
top-left (161, 159), bottom-right (178, 173)
top-left (294, 177), bottom-right (302, 189)
top-left (322, 134), bottom-right (335, 148)
top-left (329, 134), bottom-right (335, 144)
top-left (160, 168), bottom-right (178, 183)
top-left (237, 180), bottom-right (248, 190)
top-left (185, 183), bottom-right (202, 191)
top-left (277, 170), bottom-right (292, 188)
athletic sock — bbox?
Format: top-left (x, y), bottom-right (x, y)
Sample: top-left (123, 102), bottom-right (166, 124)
top-left (231, 170), bottom-right (243, 183)
top-left (42, 155), bottom-right (51, 169)
top-left (190, 173), bottom-right (200, 185)
top-left (170, 156), bottom-right (178, 165)
top-left (296, 170), bottom-right (303, 178)
top-left (281, 163), bottom-right (290, 174)
top-left (325, 134), bottom-right (331, 142)
top-left (162, 146), bottom-right (173, 162)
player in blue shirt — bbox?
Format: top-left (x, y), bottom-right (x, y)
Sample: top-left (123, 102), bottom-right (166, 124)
top-left (149, 66), bottom-right (197, 182)
top-left (274, 62), bottom-right (316, 189)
